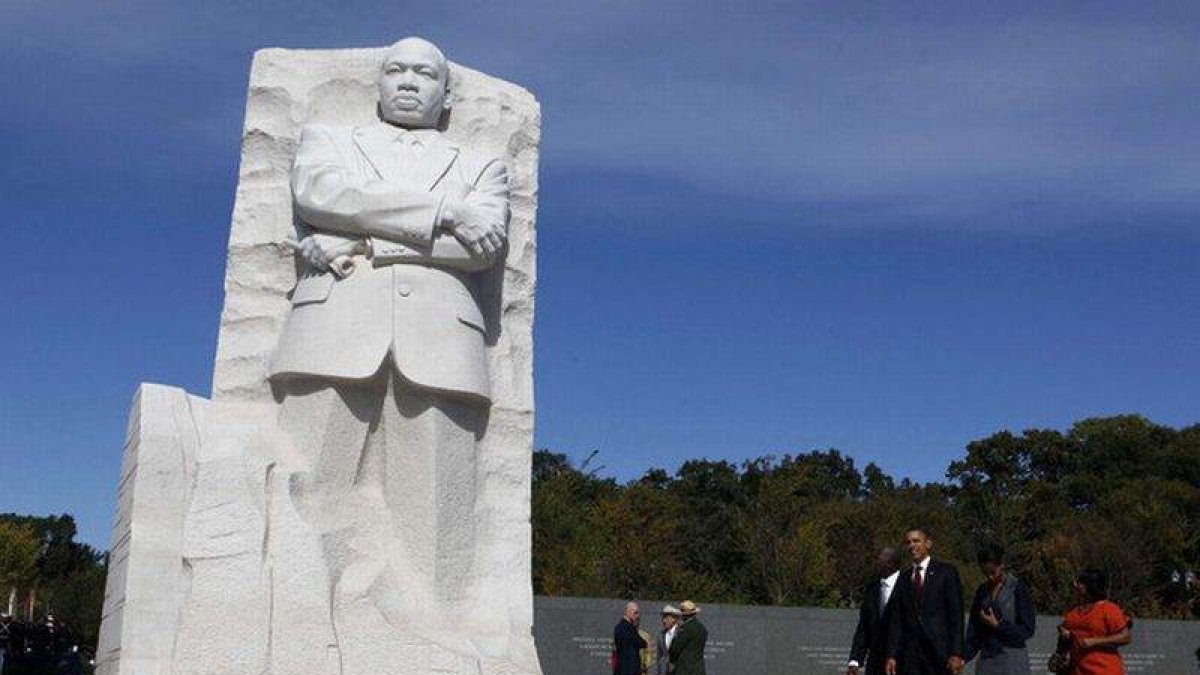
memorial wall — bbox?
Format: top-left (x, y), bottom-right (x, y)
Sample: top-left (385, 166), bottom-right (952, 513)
top-left (533, 596), bottom-right (1200, 674)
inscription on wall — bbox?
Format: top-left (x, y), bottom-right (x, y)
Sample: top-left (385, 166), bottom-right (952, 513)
top-left (534, 597), bottom-right (1195, 675)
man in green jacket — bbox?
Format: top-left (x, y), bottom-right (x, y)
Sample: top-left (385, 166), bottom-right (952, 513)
top-left (667, 600), bottom-right (708, 675)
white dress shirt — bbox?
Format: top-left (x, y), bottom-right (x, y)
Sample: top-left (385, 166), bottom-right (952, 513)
top-left (880, 569), bottom-right (901, 612)
top-left (911, 555), bottom-right (931, 588)
top-left (847, 570), bottom-right (903, 669)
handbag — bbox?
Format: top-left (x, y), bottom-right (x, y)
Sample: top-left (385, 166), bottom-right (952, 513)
top-left (1048, 631), bottom-right (1073, 674)
top-left (1047, 650), bottom-right (1071, 674)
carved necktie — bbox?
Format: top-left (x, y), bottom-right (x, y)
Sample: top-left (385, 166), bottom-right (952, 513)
top-left (394, 131), bottom-right (421, 179)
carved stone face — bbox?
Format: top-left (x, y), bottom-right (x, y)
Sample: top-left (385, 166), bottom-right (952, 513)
top-left (377, 38), bottom-right (449, 129)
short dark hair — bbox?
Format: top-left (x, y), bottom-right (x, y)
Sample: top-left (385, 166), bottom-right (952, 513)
top-left (904, 526), bottom-right (933, 540)
top-left (976, 543), bottom-right (1005, 565)
top-left (1076, 569), bottom-right (1109, 601)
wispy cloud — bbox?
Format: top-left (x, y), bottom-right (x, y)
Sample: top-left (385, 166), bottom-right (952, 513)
top-left (3, 0), bottom-right (1198, 232)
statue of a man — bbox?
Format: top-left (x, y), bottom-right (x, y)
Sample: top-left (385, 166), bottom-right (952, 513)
top-left (268, 36), bottom-right (509, 674)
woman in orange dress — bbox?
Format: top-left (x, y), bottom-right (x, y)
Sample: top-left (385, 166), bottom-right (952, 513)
top-left (1058, 570), bottom-right (1132, 675)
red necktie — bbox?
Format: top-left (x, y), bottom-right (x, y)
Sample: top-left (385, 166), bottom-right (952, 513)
top-left (912, 566), bottom-right (924, 603)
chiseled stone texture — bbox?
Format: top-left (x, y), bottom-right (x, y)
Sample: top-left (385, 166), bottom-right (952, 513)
top-left (97, 46), bottom-right (541, 675)
top-left (210, 47), bottom-right (540, 673)
top-left (96, 384), bottom-right (206, 675)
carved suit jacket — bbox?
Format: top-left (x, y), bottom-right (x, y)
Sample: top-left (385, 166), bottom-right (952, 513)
top-left (269, 121), bottom-right (509, 403)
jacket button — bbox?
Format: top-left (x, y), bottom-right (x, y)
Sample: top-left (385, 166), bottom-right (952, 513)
top-left (397, 285), bottom-right (412, 297)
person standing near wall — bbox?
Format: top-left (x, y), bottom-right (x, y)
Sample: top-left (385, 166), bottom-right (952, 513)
top-left (1058, 571), bottom-right (1132, 675)
top-left (668, 601), bottom-right (708, 675)
top-left (655, 605), bottom-right (682, 675)
top-left (964, 544), bottom-right (1035, 674)
top-left (614, 602), bottom-right (647, 675)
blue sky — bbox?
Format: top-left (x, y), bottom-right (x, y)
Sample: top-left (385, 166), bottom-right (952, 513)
top-left (2, 1), bottom-right (1198, 547)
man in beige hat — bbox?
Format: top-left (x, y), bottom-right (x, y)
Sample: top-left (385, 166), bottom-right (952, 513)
top-left (655, 605), bottom-right (682, 675)
top-left (667, 601), bottom-right (708, 675)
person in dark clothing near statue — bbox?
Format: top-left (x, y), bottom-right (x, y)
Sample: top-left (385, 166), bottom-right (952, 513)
top-left (614, 602), bottom-right (647, 675)
top-left (0, 613), bottom-right (14, 675)
top-left (964, 544), bottom-right (1035, 674)
top-left (848, 547), bottom-right (903, 675)
top-left (668, 601), bottom-right (708, 675)
top-left (885, 527), bottom-right (966, 675)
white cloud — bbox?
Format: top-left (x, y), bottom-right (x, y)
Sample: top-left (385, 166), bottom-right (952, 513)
top-left (3, 0), bottom-right (1199, 231)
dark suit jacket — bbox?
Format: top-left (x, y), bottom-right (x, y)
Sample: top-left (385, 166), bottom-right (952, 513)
top-left (613, 619), bottom-right (646, 675)
top-left (964, 574), bottom-right (1036, 661)
top-left (886, 559), bottom-right (965, 669)
top-left (667, 618), bottom-right (707, 675)
top-left (850, 578), bottom-right (897, 675)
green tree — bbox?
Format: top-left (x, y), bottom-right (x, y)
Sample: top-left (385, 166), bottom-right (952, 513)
top-left (0, 520), bottom-right (40, 597)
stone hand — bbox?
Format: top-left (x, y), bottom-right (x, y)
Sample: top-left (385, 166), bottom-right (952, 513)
top-left (441, 199), bottom-right (503, 262)
top-left (286, 235), bottom-right (364, 278)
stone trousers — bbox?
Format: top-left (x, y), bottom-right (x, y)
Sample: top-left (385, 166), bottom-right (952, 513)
top-left (272, 366), bottom-right (484, 675)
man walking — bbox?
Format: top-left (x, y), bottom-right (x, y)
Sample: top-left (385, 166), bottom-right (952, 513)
top-left (885, 528), bottom-right (965, 675)
top-left (614, 602), bottom-right (647, 675)
top-left (668, 600), bottom-right (708, 675)
top-left (848, 547), bottom-right (903, 675)
top-left (0, 613), bottom-right (13, 674)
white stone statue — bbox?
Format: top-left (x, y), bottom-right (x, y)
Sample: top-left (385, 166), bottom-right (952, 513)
top-left (269, 37), bottom-right (510, 673)
top-left (95, 37), bottom-right (542, 675)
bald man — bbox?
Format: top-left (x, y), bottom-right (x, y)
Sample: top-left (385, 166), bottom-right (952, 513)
top-left (614, 602), bottom-right (648, 675)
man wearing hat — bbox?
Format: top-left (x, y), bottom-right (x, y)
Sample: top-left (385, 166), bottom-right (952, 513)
top-left (668, 601), bottom-right (708, 675)
top-left (655, 605), bottom-right (682, 675)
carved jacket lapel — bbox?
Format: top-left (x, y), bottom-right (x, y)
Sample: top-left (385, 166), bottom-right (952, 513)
top-left (414, 134), bottom-right (459, 191)
top-left (352, 123), bottom-right (459, 191)
top-left (353, 123), bottom-right (403, 183)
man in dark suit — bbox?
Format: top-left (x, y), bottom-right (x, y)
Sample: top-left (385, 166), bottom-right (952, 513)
top-left (885, 528), bottom-right (965, 675)
top-left (848, 547), bottom-right (903, 675)
top-left (0, 613), bottom-right (16, 674)
top-left (614, 602), bottom-right (647, 675)
top-left (668, 600), bottom-right (708, 675)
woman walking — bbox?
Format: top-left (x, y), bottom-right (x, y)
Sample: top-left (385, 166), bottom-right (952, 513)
top-left (1058, 570), bottom-right (1132, 675)
top-left (964, 544), bottom-right (1036, 674)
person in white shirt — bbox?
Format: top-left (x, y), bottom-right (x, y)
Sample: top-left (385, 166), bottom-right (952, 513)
top-left (848, 547), bottom-right (903, 675)
top-left (656, 605), bottom-right (682, 675)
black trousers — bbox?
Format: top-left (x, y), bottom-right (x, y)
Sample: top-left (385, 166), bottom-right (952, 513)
top-left (900, 647), bottom-right (950, 675)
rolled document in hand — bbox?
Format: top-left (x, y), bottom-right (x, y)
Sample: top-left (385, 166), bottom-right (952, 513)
top-left (328, 255), bottom-right (355, 279)
top-left (284, 237), bottom-right (356, 279)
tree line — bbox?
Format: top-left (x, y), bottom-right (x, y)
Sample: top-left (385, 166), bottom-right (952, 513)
top-left (0, 514), bottom-right (105, 652)
top-left (0, 413), bottom-right (1194, 658)
top-left (532, 414), bottom-right (1200, 620)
